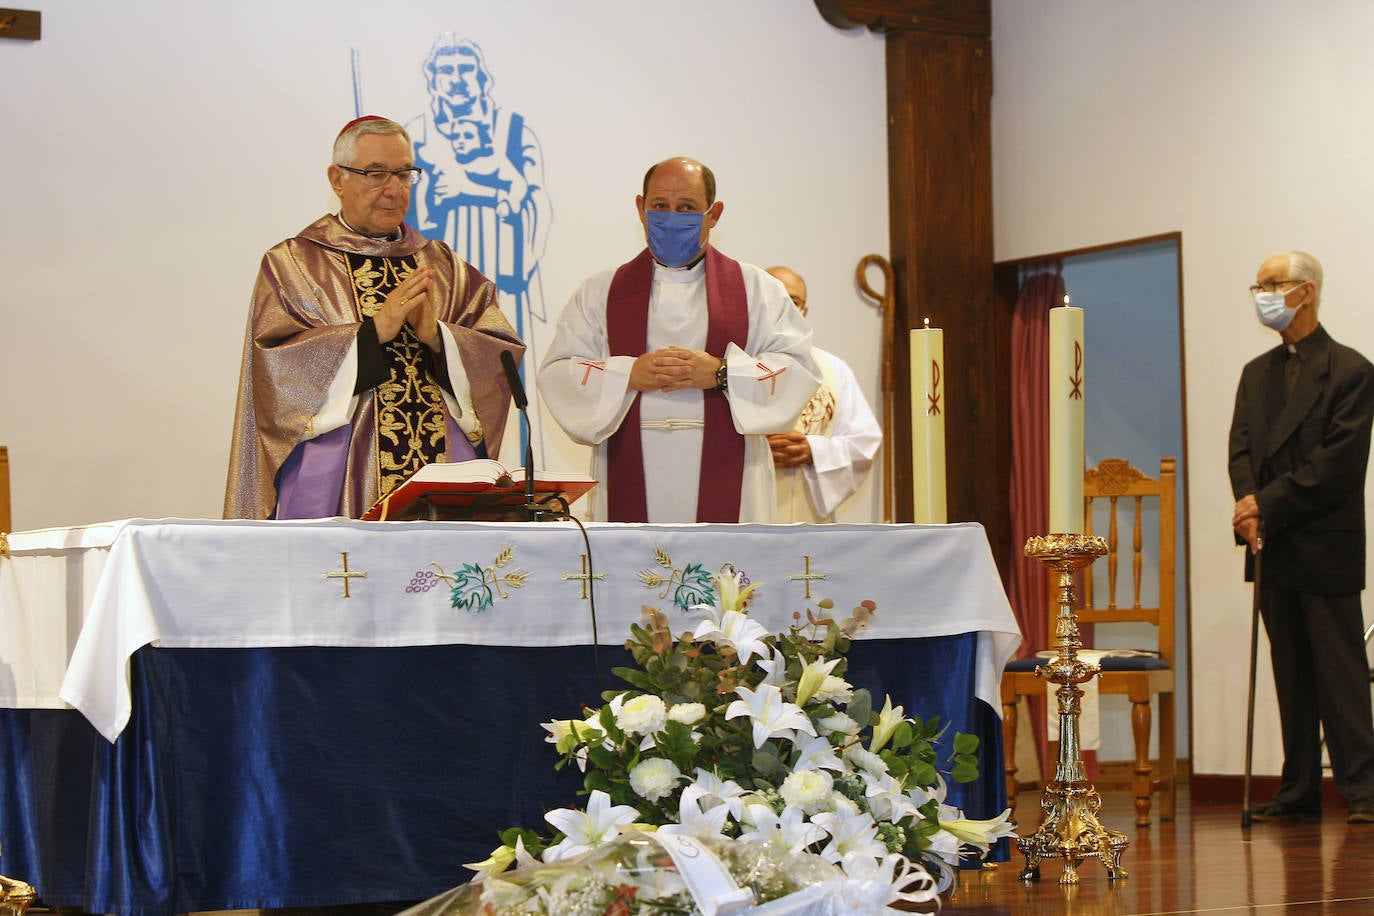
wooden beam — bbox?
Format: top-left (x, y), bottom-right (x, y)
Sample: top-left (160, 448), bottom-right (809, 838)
top-left (0, 9), bottom-right (41, 41)
top-left (816, 0), bottom-right (989, 37)
top-left (815, 1), bottom-right (1009, 574)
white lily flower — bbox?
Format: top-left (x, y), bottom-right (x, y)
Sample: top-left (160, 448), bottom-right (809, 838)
top-left (941, 808), bottom-right (1016, 856)
top-left (925, 822), bottom-right (961, 863)
top-left (829, 791), bottom-right (861, 817)
top-left (817, 711), bottom-right (860, 738)
top-left (462, 843), bottom-right (515, 877)
top-left (791, 733), bottom-right (847, 774)
top-left (542, 789), bottom-right (641, 862)
top-left (738, 803), bottom-right (826, 856)
top-left (691, 768), bottom-right (748, 821)
top-left (693, 610), bottom-right (772, 666)
top-left (795, 656), bottom-right (842, 706)
top-left (845, 744), bottom-right (889, 777)
top-left (811, 809), bottom-right (888, 864)
top-left (813, 674), bottom-right (855, 705)
top-left (715, 568), bottom-right (761, 613)
top-left (836, 852), bottom-right (940, 911)
top-left (754, 645), bottom-right (790, 687)
top-left (860, 769), bottom-right (920, 822)
top-left (658, 784), bottom-right (732, 842)
top-left (725, 682), bottom-right (817, 748)
top-left (868, 695), bottom-right (906, 754)
top-left (466, 835), bottom-right (539, 878)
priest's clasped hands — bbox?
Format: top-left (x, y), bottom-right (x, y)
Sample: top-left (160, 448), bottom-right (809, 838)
top-left (375, 266), bottom-right (442, 351)
top-left (629, 347), bottom-right (723, 393)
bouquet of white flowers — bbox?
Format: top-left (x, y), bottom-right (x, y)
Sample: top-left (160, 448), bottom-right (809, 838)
top-left (446, 571), bottom-right (1013, 914)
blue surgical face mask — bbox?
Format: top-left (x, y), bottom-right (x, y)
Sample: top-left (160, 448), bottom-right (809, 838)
top-left (1254, 289), bottom-right (1298, 332)
top-left (645, 210), bottom-right (706, 267)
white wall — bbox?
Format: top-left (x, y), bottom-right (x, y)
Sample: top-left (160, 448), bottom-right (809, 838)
top-left (0, 0), bottom-right (889, 529)
top-left (993, 0), bottom-right (1374, 777)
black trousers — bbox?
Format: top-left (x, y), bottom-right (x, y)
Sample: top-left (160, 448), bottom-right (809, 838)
top-left (1260, 586), bottom-right (1374, 806)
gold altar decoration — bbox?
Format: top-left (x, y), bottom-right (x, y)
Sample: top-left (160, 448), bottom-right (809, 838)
top-left (1016, 533), bottom-right (1129, 885)
top-left (0, 853), bottom-right (36, 914)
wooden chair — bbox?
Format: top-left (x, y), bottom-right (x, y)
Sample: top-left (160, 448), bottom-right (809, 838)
top-left (0, 445), bottom-right (10, 533)
top-left (1001, 456), bottom-right (1178, 827)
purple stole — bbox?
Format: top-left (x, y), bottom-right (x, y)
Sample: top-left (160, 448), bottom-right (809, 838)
top-left (605, 247), bottom-right (748, 522)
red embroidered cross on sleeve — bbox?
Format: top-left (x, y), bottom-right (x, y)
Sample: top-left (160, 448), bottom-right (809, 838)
top-left (577, 360), bottom-right (606, 386)
top-left (755, 361), bottom-right (787, 396)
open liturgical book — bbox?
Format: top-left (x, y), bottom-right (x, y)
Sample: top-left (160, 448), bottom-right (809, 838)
top-left (360, 459), bottom-right (596, 522)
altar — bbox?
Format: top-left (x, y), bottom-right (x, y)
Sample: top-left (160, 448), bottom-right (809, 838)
top-left (0, 518), bottom-right (1021, 915)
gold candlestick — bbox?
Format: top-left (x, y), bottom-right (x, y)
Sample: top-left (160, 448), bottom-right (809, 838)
top-left (0, 854), bottom-right (35, 915)
top-left (1016, 533), bottom-right (1128, 885)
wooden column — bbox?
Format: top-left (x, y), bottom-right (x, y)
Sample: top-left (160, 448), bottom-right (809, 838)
top-left (817, 0), bottom-right (1010, 574)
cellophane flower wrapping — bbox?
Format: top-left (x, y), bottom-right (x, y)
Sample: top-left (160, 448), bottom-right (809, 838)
top-left (398, 831), bottom-right (927, 916)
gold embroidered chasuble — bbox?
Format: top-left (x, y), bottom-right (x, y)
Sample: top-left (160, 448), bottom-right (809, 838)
top-left (225, 215), bottom-right (523, 519)
top-left (346, 252), bottom-right (449, 496)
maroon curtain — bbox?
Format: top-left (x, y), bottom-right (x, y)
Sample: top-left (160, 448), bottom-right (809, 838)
top-left (1007, 265), bottom-right (1061, 779)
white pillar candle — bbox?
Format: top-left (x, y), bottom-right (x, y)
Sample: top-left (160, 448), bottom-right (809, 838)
top-left (1048, 299), bottom-right (1084, 533)
top-left (909, 320), bottom-right (947, 524)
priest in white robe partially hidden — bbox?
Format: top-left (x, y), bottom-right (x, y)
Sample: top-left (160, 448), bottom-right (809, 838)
top-left (764, 266), bottom-right (883, 523)
top-left (539, 157), bottom-right (820, 522)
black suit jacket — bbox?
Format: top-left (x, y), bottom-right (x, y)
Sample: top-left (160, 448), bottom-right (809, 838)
top-left (1228, 324), bottom-right (1374, 593)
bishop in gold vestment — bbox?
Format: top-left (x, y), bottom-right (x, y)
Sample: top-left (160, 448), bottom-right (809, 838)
top-left (225, 117), bottom-right (522, 519)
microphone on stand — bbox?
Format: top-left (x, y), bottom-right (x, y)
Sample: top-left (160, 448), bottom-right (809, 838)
top-left (499, 349), bottom-right (544, 520)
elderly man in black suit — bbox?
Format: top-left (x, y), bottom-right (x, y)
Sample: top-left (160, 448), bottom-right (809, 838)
top-left (1229, 249), bottom-right (1374, 824)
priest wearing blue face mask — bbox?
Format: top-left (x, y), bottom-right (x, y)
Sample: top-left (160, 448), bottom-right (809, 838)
top-left (539, 156), bottom-right (820, 522)
top-left (1228, 250), bottom-right (1374, 825)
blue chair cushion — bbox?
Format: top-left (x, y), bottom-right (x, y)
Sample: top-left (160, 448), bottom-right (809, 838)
top-left (1004, 654), bottom-right (1170, 673)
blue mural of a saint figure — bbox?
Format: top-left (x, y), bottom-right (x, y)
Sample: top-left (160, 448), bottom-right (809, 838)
top-left (404, 36), bottom-right (553, 464)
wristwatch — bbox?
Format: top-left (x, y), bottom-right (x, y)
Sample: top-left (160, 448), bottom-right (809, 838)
top-left (714, 357), bottom-right (728, 392)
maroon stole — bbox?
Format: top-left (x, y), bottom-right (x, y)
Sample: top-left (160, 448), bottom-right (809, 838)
top-left (605, 247), bottom-right (748, 522)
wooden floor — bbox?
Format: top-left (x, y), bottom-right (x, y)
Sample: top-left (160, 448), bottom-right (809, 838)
top-left (42, 783), bottom-right (1369, 916)
top-left (950, 784), bottom-right (1374, 915)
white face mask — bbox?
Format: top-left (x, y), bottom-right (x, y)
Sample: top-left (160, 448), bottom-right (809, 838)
top-left (1254, 289), bottom-right (1299, 332)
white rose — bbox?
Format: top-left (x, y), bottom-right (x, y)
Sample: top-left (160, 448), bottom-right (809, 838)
top-left (617, 694), bottom-right (669, 736)
top-left (629, 757), bottom-right (684, 801)
top-left (668, 702), bottom-right (707, 725)
top-left (780, 769), bottom-right (834, 814)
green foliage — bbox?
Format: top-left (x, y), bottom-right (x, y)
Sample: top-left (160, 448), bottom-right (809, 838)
top-left (494, 587), bottom-right (1001, 890)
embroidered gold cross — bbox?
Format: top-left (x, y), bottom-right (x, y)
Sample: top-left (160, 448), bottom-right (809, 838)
top-left (755, 362), bottom-right (787, 396)
top-left (562, 553), bottom-right (606, 600)
top-left (324, 551), bottom-right (366, 598)
top-left (788, 554), bottom-right (827, 599)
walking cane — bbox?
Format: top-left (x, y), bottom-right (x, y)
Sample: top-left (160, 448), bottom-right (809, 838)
top-left (1242, 528), bottom-right (1264, 829)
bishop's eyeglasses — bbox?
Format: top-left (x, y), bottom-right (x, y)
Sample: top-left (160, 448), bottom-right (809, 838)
top-left (338, 165), bottom-right (422, 187)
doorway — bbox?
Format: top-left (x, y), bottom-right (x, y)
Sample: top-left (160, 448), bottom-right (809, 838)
top-left (997, 232), bottom-right (1190, 772)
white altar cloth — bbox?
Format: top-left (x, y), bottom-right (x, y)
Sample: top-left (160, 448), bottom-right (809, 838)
top-left (1, 518), bottom-right (1022, 742)
top-left (0, 520), bottom-right (131, 709)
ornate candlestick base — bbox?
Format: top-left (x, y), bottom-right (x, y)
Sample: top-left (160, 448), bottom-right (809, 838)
top-left (1016, 534), bottom-right (1129, 885)
top-left (0, 858), bottom-right (35, 916)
